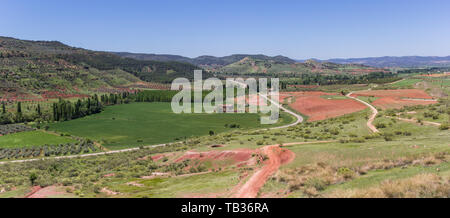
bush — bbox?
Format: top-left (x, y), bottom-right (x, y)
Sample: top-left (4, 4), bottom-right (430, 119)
top-left (375, 123), bottom-right (387, 128)
top-left (337, 167), bottom-right (355, 179)
top-left (439, 123), bottom-right (449, 130)
top-left (383, 133), bottom-right (394, 141)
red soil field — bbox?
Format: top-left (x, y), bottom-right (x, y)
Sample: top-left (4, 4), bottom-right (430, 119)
top-left (350, 89), bottom-right (434, 99)
top-left (370, 97), bottom-right (437, 109)
top-left (350, 89), bottom-right (437, 109)
top-left (283, 91), bottom-right (367, 121)
top-left (174, 149), bottom-right (256, 164)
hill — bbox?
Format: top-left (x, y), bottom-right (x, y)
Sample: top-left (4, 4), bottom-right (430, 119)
top-left (114, 52), bottom-right (296, 66)
top-left (0, 36), bottom-right (200, 98)
top-left (115, 52), bottom-right (386, 75)
top-left (219, 58), bottom-right (387, 75)
top-left (323, 56), bottom-right (450, 68)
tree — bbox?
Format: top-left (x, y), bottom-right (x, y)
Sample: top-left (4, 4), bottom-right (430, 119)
top-left (1, 102), bottom-right (5, 114)
top-left (17, 102), bottom-right (22, 114)
top-left (15, 102), bottom-right (23, 122)
top-left (29, 173), bottom-right (37, 185)
top-left (36, 104), bottom-right (42, 116)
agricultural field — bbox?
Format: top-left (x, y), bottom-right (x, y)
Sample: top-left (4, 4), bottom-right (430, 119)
top-left (0, 131), bottom-right (75, 148)
top-left (48, 102), bottom-right (293, 149)
top-left (350, 89), bottom-right (438, 109)
top-left (282, 91), bottom-right (367, 121)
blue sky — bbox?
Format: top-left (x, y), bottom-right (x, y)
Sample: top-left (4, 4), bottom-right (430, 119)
top-left (1, 0), bottom-right (449, 59)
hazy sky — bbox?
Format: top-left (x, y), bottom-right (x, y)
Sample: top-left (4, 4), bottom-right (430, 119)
top-left (1, 0), bottom-right (449, 59)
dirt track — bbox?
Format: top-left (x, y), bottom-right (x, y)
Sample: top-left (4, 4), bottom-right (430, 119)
top-left (347, 92), bottom-right (379, 133)
top-left (234, 145), bottom-right (295, 198)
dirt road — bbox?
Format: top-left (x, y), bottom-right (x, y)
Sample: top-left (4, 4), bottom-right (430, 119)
top-left (346, 92), bottom-right (379, 133)
top-left (234, 145), bottom-right (295, 198)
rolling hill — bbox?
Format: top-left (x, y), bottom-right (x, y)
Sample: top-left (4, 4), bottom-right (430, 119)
top-left (317, 56), bottom-right (450, 68)
top-left (115, 52), bottom-right (387, 75)
top-left (114, 52), bottom-right (296, 66)
top-left (219, 58), bottom-right (387, 75)
top-left (0, 36), bottom-right (200, 98)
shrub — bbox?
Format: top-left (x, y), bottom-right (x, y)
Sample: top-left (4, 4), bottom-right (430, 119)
top-left (305, 178), bottom-right (326, 191)
top-left (383, 133), bottom-right (394, 141)
top-left (337, 167), bottom-right (355, 179)
top-left (375, 123), bottom-right (386, 128)
top-left (439, 123), bottom-right (449, 130)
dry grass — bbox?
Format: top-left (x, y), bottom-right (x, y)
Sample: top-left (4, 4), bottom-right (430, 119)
top-left (325, 173), bottom-right (450, 198)
top-left (274, 152), bottom-right (449, 197)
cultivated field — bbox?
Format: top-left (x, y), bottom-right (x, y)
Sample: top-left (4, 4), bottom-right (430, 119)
top-left (281, 92), bottom-right (367, 121)
top-left (48, 102), bottom-right (293, 149)
top-left (350, 89), bottom-right (438, 109)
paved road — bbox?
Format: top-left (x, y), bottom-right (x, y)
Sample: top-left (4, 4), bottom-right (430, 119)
top-left (346, 92), bottom-right (380, 133)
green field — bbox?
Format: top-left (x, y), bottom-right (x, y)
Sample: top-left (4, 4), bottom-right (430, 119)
top-left (389, 78), bottom-right (422, 88)
top-left (0, 131), bottom-right (76, 148)
top-left (48, 102), bottom-right (292, 149)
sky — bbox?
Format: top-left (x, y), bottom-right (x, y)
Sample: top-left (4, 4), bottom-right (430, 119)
top-left (1, 0), bottom-right (449, 59)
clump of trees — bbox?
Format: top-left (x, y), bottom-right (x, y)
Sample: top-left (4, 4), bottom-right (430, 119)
top-left (0, 140), bottom-right (97, 160)
top-left (52, 95), bottom-right (102, 121)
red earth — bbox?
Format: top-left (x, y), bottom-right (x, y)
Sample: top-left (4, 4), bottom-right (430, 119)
top-left (234, 145), bottom-right (295, 198)
top-left (282, 91), bottom-right (367, 121)
top-left (174, 149), bottom-right (256, 164)
top-left (350, 89), bottom-right (437, 109)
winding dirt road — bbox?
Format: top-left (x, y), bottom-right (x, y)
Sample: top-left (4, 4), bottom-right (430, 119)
top-left (228, 79), bottom-right (304, 129)
top-left (346, 92), bottom-right (379, 133)
top-left (234, 145), bottom-right (295, 198)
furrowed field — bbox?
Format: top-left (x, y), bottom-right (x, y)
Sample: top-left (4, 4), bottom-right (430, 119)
top-left (48, 102), bottom-right (292, 149)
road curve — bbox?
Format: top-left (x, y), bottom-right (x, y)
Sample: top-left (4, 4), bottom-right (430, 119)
top-left (258, 94), bottom-right (303, 129)
top-left (234, 145), bottom-right (294, 198)
top-left (346, 92), bottom-right (380, 133)
top-left (228, 79), bottom-right (303, 129)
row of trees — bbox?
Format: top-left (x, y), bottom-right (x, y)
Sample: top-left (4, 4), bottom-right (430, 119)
top-left (52, 95), bottom-right (103, 121)
top-left (280, 72), bottom-right (399, 88)
top-left (0, 141), bottom-right (98, 160)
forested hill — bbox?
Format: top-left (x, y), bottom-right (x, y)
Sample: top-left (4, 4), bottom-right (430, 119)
top-left (0, 36), bottom-right (201, 96)
top-left (114, 52), bottom-right (296, 66)
top-left (114, 52), bottom-right (388, 75)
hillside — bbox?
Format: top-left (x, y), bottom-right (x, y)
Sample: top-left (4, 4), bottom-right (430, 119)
top-left (323, 56), bottom-right (450, 68)
top-left (115, 52), bottom-right (387, 75)
top-left (0, 36), bottom-right (200, 99)
top-left (114, 52), bottom-right (296, 67)
top-left (219, 58), bottom-right (387, 75)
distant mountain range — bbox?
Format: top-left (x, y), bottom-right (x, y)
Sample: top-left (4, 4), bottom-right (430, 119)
top-left (116, 52), bottom-right (450, 68)
top-left (298, 56), bottom-right (450, 68)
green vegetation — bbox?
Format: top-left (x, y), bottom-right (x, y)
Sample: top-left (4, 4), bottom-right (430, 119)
top-left (0, 131), bottom-right (75, 148)
top-left (388, 78), bottom-right (422, 88)
top-left (48, 102), bottom-right (289, 149)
